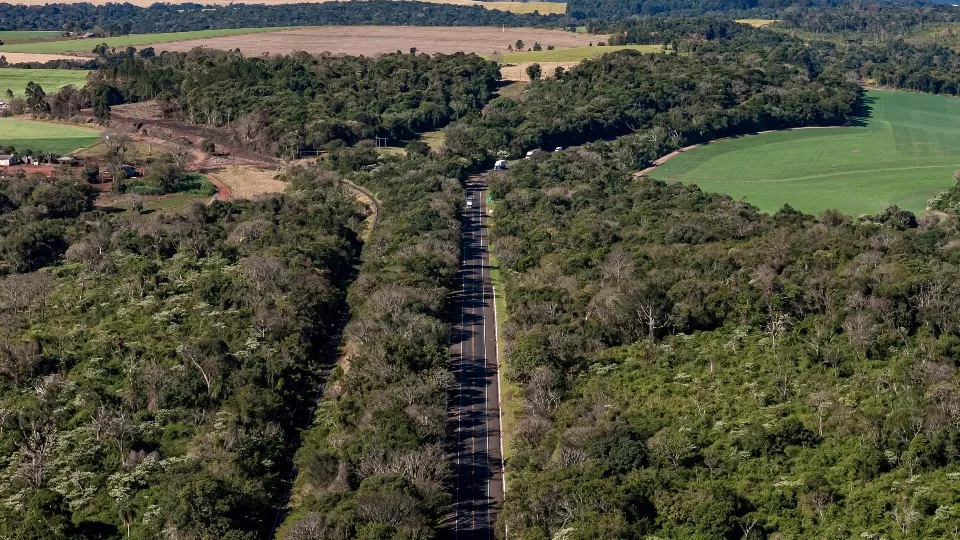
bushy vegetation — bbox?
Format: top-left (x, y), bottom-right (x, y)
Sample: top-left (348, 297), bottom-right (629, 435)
top-left (100, 49), bottom-right (500, 156)
top-left (0, 170), bottom-right (366, 538)
top-left (490, 142), bottom-right (960, 538)
top-left (279, 147), bottom-right (465, 539)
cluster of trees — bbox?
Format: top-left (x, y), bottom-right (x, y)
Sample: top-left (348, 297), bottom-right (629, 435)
top-left (99, 49), bottom-right (499, 156)
top-left (565, 0), bottom-right (870, 20)
top-left (0, 1), bottom-right (564, 33)
top-left (489, 140), bottom-right (960, 538)
top-left (0, 169), bottom-right (367, 538)
top-left (447, 31), bottom-right (858, 160)
top-left (278, 147), bottom-right (466, 538)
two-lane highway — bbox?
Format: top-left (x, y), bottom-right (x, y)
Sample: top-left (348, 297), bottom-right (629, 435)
top-left (448, 175), bottom-right (505, 539)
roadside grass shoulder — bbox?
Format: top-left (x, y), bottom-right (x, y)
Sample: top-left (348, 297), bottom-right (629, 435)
top-left (1, 27), bottom-right (291, 55)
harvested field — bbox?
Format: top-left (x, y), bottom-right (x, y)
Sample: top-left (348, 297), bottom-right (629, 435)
top-left (149, 26), bottom-right (600, 56)
top-left (206, 166), bottom-right (287, 200)
top-left (0, 52), bottom-right (88, 63)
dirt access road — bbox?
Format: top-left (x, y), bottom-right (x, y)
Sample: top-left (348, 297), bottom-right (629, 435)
top-left (447, 174), bottom-right (504, 539)
top-left (150, 26), bottom-right (597, 57)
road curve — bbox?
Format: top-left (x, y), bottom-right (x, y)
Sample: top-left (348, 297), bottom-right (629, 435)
top-left (446, 174), bottom-right (505, 540)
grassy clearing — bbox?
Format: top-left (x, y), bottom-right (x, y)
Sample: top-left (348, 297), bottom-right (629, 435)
top-left (1, 27), bottom-right (290, 55)
top-left (420, 129), bottom-right (446, 151)
top-left (0, 68), bottom-right (90, 96)
top-left (735, 19), bottom-right (780, 28)
top-left (650, 89), bottom-right (960, 216)
top-left (498, 44), bottom-right (665, 62)
top-left (207, 166), bottom-right (286, 199)
top-left (0, 117), bottom-right (101, 154)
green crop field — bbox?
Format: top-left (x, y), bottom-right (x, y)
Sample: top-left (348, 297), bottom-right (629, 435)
top-left (498, 44), bottom-right (665, 62)
top-left (0, 68), bottom-right (90, 96)
top-left (0, 31), bottom-right (63, 44)
top-left (0, 117), bottom-right (101, 154)
top-left (649, 89), bottom-right (960, 216)
top-left (0, 27), bottom-right (289, 55)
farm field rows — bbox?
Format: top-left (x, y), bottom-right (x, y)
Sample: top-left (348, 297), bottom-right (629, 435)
top-left (0, 117), bottom-right (101, 154)
top-left (0, 68), bottom-right (90, 96)
top-left (0, 27), bottom-right (290, 55)
top-left (649, 89), bottom-right (960, 216)
top-left (498, 44), bottom-right (664, 62)
top-left (151, 25), bottom-right (598, 56)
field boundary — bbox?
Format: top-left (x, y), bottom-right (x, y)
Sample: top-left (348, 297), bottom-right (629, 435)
top-left (635, 125), bottom-right (846, 178)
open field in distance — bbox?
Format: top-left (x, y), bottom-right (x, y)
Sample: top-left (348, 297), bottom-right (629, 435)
top-left (650, 89), bottom-right (960, 216)
top-left (0, 117), bottom-right (101, 154)
top-left (151, 25), bottom-right (599, 56)
top-left (0, 68), bottom-right (90, 97)
top-left (498, 43), bottom-right (665, 62)
top-left (735, 18), bottom-right (779, 27)
top-left (1, 27), bottom-right (290, 55)
top-left (0, 30), bottom-right (63, 43)
top-left (0, 52), bottom-right (86, 63)
top-left (3, 0), bottom-right (567, 14)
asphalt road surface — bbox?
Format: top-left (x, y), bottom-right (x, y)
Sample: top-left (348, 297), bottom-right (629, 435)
top-left (448, 174), bottom-right (505, 540)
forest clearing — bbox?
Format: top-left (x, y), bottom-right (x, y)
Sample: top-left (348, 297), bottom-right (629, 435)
top-left (650, 89), bottom-right (960, 216)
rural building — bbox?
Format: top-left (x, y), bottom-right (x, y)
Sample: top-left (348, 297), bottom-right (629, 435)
top-left (0, 155), bottom-right (21, 166)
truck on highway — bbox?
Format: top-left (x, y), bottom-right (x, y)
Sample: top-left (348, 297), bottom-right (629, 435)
top-left (494, 159), bottom-right (508, 170)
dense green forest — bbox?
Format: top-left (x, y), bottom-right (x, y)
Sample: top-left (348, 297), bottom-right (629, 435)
top-left (0, 1), bottom-right (562, 33)
top-left (448, 28), bottom-right (858, 160)
top-left (8, 6), bottom-right (960, 539)
top-left (489, 135), bottom-right (960, 539)
top-left (0, 172), bottom-right (365, 538)
top-left (100, 50), bottom-right (500, 155)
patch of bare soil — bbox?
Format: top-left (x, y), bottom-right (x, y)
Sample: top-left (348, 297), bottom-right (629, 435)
top-left (150, 26), bottom-right (599, 56)
top-left (206, 166), bottom-right (287, 200)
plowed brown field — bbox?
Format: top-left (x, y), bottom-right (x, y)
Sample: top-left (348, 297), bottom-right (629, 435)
top-left (149, 25), bottom-right (598, 56)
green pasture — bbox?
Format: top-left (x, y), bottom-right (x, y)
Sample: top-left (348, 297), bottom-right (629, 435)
top-left (498, 44), bottom-right (665, 62)
top-left (650, 89), bottom-right (960, 216)
top-left (0, 27), bottom-right (289, 55)
top-left (0, 31), bottom-right (63, 44)
top-left (0, 68), bottom-right (90, 96)
top-left (0, 117), bottom-right (101, 154)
